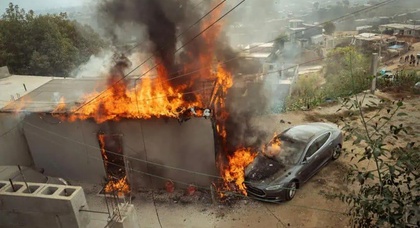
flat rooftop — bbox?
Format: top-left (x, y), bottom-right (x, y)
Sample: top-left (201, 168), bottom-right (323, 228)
top-left (380, 23), bottom-right (420, 31)
top-left (1, 78), bottom-right (107, 113)
top-left (354, 33), bottom-right (395, 41)
top-left (0, 75), bottom-right (58, 109)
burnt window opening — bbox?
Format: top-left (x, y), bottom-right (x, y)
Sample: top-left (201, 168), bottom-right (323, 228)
top-left (97, 133), bottom-right (130, 196)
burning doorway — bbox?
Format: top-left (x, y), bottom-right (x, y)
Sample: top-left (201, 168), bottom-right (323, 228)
top-left (98, 133), bottom-right (130, 196)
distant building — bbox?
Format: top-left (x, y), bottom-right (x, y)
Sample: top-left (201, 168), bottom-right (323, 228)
top-left (287, 19), bottom-right (322, 44)
top-left (352, 33), bottom-right (397, 47)
top-left (356, 25), bottom-right (374, 33)
top-left (310, 34), bottom-right (334, 49)
top-left (379, 23), bottom-right (420, 38)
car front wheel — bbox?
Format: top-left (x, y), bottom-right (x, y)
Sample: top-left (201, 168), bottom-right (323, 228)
top-left (284, 181), bottom-right (297, 201)
top-left (332, 144), bottom-right (342, 160)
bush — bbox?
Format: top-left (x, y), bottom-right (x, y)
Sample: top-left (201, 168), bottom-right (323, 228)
top-left (286, 47), bottom-right (371, 110)
top-left (286, 73), bottom-right (325, 110)
top-left (377, 70), bottom-right (420, 93)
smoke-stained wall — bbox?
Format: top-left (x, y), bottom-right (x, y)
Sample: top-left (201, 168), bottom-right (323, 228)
top-left (23, 113), bottom-right (217, 189)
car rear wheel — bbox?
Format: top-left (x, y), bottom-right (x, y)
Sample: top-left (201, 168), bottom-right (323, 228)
top-left (332, 144), bottom-right (342, 160)
top-left (285, 181), bottom-right (297, 201)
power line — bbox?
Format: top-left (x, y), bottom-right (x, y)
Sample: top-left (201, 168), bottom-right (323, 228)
top-left (24, 119), bottom-right (334, 192)
top-left (2, 48), bottom-right (350, 114)
top-left (41, 0), bottom-right (394, 115)
top-left (21, 122), bottom-right (390, 217)
top-left (125, 0), bottom-right (209, 54)
top-left (124, 0), bottom-right (398, 83)
top-left (126, 0), bottom-right (228, 80)
top-left (130, 0), bottom-right (245, 79)
top-left (72, 0), bottom-right (239, 114)
top-left (23, 120), bottom-right (221, 179)
top-left (225, 0), bottom-right (398, 55)
top-left (81, 155), bottom-right (351, 217)
top-left (79, 0), bottom-right (397, 87)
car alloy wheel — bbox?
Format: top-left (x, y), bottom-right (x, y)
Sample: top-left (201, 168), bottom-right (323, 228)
top-left (332, 145), bottom-right (342, 160)
top-left (286, 181), bottom-right (297, 201)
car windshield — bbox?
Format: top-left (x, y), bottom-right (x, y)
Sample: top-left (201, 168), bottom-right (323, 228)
top-left (262, 134), bottom-right (306, 165)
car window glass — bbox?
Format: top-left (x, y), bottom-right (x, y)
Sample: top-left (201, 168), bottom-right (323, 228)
top-left (306, 143), bottom-right (318, 157)
top-left (306, 132), bottom-right (331, 158)
top-left (317, 133), bottom-right (330, 147)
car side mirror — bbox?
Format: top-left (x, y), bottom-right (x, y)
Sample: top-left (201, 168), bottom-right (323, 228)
top-left (302, 159), bottom-right (309, 165)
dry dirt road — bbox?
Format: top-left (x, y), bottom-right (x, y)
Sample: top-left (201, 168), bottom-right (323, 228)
top-left (82, 91), bottom-right (419, 228)
top-left (384, 41), bottom-right (420, 72)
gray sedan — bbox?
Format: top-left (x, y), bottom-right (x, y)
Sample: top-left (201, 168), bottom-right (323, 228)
top-left (244, 122), bottom-right (343, 202)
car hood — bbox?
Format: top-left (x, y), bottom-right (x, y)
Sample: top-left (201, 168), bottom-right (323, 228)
top-left (245, 154), bottom-right (293, 186)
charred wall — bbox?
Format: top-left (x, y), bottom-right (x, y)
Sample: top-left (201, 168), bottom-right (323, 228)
top-left (23, 113), bottom-right (217, 189)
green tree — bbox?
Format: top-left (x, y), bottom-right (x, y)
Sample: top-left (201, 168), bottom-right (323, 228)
top-left (323, 21), bottom-right (336, 35)
top-left (0, 3), bottom-right (105, 76)
top-left (286, 47), bottom-right (371, 111)
top-left (324, 47), bottom-right (370, 98)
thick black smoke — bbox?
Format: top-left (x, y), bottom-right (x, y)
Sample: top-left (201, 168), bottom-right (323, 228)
top-left (97, 0), bottom-right (267, 155)
top-left (98, 0), bottom-right (179, 71)
top-left (224, 83), bottom-right (269, 153)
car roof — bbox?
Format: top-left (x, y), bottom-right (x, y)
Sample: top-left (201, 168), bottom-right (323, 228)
top-left (282, 123), bottom-right (333, 142)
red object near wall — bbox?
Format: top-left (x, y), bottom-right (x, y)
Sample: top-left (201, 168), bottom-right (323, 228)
top-left (186, 185), bottom-right (196, 196)
top-left (165, 180), bottom-right (174, 193)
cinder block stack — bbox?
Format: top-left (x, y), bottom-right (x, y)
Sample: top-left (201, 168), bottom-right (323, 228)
top-left (0, 181), bottom-right (90, 228)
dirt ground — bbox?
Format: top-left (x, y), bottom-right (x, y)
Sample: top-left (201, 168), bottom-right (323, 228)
top-left (384, 42), bottom-right (420, 72)
top-left (78, 91), bottom-right (419, 228)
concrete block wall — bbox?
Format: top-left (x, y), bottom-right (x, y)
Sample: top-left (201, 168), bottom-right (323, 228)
top-left (112, 204), bottom-right (140, 228)
top-left (0, 181), bottom-right (90, 228)
top-left (23, 114), bottom-right (218, 190)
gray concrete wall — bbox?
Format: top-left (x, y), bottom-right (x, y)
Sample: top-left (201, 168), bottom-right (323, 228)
top-left (23, 114), bottom-right (107, 184)
top-left (0, 113), bottom-right (33, 166)
top-left (23, 114), bottom-right (218, 190)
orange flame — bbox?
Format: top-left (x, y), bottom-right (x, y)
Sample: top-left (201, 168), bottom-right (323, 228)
top-left (46, 2), bottom-right (263, 198)
top-left (223, 148), bottom-right (257, 195)
top-left (104, 176), bottom-right (130, 196)
top-left (263, 134), bottom-right (282, 157)
top-left (54, 75), bottom-right (202, 123)
top-left (98, 134), bottom-right (130, 196)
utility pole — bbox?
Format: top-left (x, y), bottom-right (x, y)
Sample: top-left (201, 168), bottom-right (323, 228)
top-left (371, 53), bottom-right (378, 94)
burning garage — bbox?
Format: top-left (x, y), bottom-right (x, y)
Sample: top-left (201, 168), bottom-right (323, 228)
top-left (0, 0), bottom-right (274, 198)
top-left (0, 59), bottom-right (227, 196)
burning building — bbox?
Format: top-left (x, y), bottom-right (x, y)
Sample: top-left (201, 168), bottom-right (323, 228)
top-left (0, 0), bottom-right (274, 197)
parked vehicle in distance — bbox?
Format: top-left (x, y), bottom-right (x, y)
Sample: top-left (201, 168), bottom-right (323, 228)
top-left (379, 70), bottom-right (395, 81)
top-left (245, 123), bottom-right (343, 202)
top-left (0, 166), bottom-right (70, 186)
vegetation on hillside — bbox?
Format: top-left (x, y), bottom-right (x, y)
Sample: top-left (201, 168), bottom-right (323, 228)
top-left (286, 44), bottom-right (419, 226)
top-left (337, 93), bottom-right (419, 227)
top-left (286, 47), bottom-right (371, 110)
top-left (0, 3), bottom-right (106, 76)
